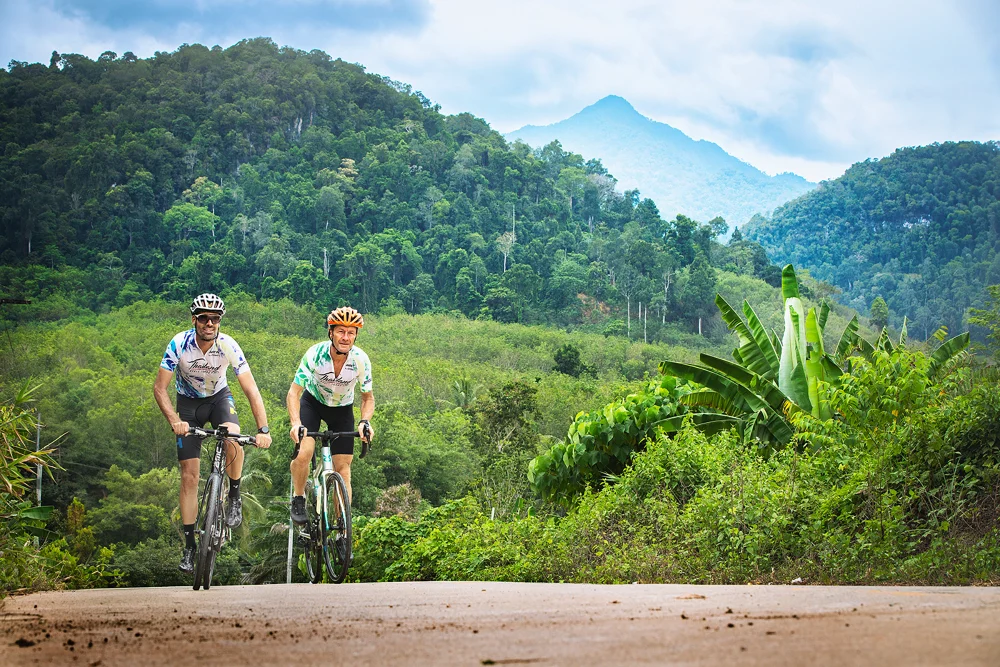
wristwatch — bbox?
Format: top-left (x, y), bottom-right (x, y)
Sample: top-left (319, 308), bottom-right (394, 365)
top-left (257, 426), bottom-right (270, 434)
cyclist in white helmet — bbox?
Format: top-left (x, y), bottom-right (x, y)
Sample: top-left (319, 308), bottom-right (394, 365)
top-left (287, 306), bottom-right (374, 525)
top-left (153, 293), bottom-right (273, 573)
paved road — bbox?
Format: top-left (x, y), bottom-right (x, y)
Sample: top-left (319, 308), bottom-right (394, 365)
top-left (1, 582), bottom-right (998, 666)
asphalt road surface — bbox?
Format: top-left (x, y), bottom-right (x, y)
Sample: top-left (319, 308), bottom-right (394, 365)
top-left (2, 582), bottom-right (998, 666)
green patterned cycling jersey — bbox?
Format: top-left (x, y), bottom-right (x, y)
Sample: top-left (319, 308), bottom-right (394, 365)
top-left (293, 342), bottom-right (373, 406)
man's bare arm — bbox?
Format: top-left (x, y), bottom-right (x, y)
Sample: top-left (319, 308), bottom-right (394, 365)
top-left (154, 368), bottom-right (188, 436)
top-left (236, 370), bottom-right (271, 448)
top-left (287, 382), bottom-right (305, 443)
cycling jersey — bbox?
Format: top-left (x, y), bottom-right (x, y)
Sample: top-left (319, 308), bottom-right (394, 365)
top-left (160, 330), bottom-right (249, 398)
top-left (293, 343), bottom-right (372, 407)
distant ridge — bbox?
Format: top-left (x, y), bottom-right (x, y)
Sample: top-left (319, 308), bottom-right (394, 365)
top-left (508, 95), bottom-right (816, 229)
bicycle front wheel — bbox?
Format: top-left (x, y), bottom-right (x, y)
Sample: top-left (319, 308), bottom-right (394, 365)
top-left (322, 472), bottom-right (352, 584)
top-left (303, 481), bottom-right (325, 584)
top-left (195, 474), bottom-right (222, 591)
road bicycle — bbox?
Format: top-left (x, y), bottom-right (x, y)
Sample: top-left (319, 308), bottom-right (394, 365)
top-left (297, 425), bottom-right (370, 584)
top-left (188, 425), bottom-right (258, 591)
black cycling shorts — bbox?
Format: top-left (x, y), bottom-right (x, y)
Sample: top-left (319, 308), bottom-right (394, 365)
top-left (296, 391), bottom-right (355, 457)
top-left (175, 389), bottom-right (240, 461)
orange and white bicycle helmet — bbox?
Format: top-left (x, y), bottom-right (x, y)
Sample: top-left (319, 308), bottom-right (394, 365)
top-left (326, 306), bottom-right (364, 329)
top-left (190, 293), bottom-right (226, 315)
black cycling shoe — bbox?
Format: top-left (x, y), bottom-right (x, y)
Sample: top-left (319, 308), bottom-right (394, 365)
top-left (290, 495), bottom-right (307, 525)
top-left (226, 495), bottom-right (243, 528)
top-left (179, 546), bottom-right (195, 573)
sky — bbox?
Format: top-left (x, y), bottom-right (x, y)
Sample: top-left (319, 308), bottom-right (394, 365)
top-left (2, 0), bottom-right (998, 182)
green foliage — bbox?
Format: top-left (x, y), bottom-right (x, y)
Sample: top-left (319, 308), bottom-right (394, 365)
top-left (0, 40), bottom-right (784, 339)
top-left (746, 141), bottom-right (1000, 340)
top-left (349, 356), bottom-right (1000, 585)
top-left (0, 384), bottom-right (112, 595)
top-left (870, 296), bottom-right (889, 331)
top-left (968, 284), bottom-right (1000, 361)
top-left (553, 343), bottom-right (591, 377)
top-left (112, 535), bottom-right (240, 587)
top-left (528, 375), bottom-right (693, 505)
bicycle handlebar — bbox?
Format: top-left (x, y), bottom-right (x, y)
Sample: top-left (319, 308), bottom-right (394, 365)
top-left (186, 427), bottom-right (259, 447)
top-left (298, 426), bottom-right (372, 459)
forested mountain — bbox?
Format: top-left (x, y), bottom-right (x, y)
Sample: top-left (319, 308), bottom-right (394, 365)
top-left (507, 95), bottom-right (816, 230)
top-left (744, 141), bottom-right (1000, 339)
top-left (0, 40), bottom-right (781, 340)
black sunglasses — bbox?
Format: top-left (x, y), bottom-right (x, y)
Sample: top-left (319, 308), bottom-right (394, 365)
top-left (195, 314), bottom-right (221, 324)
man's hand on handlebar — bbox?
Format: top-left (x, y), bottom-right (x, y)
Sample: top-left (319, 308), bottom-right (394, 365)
top-left (171, 420), bottom-right (190, 436)
top-left (290, 423), bottom-right (304, 444)
top-left (359, 419), bottom-right (374, 444)
top-left (256, 432), bottom-right (272, 449)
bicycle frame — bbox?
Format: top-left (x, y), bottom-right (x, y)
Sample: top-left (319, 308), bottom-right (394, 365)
top-left (189, 425), bottom-right (256, 590)
top-left (297, 427), bottom-right (369, 583)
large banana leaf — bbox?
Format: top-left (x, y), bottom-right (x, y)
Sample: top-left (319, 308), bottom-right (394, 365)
top-left (715, 294), bottom-right (777, 378)
top-left (928, 332), bottom-right (970, 376)
top-left (655, 413), bottom-right (742, 436)
top-left (678, 388), bottom-right (743, 415)
top-left (659, 360), bottom-right (769, 414)
top-left (817, 300), bottom-right (830, 331)
top-left (697, 354), bottom-right (791, 412)
top-left (835, 314), bottom-right (875, 360)
top-left (876, 327), bottom-right (895, 353)
top-left (779, 303), bottom-right (812, 412)
top-left (781, 264), bottom-right (800, 299)
top-left (742, 300), bottom-right (780, 378)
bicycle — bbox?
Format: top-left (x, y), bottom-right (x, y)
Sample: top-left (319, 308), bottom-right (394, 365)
top-left (297, 425), bottom-right (370, 584)
top-left (187, 425), bottom-right (258, 591)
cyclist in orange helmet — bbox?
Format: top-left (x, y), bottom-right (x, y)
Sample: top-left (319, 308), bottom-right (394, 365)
top-left (287, 306), bottom-right (374, 524)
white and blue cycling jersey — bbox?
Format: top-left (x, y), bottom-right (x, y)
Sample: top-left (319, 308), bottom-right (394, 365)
top-left (160, 330), bottom-right (249, 398)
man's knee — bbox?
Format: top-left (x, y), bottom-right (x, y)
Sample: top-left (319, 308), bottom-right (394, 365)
top-left (180, 462), bottom-right (199, 488)
top-left (292, 439), bottom-right (315, 464)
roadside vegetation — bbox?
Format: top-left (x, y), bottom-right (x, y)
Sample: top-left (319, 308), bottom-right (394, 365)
top-left (2, 271), bottom-right (997, 593)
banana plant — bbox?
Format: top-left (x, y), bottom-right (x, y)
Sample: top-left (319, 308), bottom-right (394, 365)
top-left (659, 265), bottom-right (971, 452)
top-left (658, 265), bottom-right (840, 450)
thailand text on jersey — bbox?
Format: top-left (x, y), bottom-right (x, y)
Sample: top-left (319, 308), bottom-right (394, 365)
top-left (160, 330), bottom-right (249, 398)
top-left (293, 343), bottom-right (373, 407)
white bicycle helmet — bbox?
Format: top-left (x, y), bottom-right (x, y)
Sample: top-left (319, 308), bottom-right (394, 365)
top-left (190, 293), bottom-right (226, 315)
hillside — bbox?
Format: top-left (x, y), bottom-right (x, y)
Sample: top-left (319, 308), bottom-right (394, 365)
top-left (744, 141), bottom-right (1000, 338)
top-left (507, 96), bottom-right (816, 229)
top-left (0, 41), bottom-right (785, 342)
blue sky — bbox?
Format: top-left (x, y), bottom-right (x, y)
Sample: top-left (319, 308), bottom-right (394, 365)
top-left (2, 0), bottom-right (997, 182)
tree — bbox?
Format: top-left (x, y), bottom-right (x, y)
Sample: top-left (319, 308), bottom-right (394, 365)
top-left (680, 252), bottom-right (717, 334)
top-left (554, 343), bottom-right (590, 377)
top-left (870, 296), bottom-right (889, 331)
top-left (495, 231), bottom-right (515, 272)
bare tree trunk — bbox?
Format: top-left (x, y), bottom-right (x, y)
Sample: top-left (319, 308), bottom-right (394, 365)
top-left (698, 317), bottom-right (703, 336)
top-left (627, 298), bottom-right (631, 339)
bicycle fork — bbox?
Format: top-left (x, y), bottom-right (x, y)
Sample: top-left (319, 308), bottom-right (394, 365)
top-left (314, 446), bottom-right (335, 529)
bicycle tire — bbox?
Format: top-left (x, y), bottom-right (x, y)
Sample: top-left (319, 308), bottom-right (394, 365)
top-left (322, 472), bottom-right (352, 584)
top-left (303, 481), bottom-right (324, 584)
top-left (195, 474), bottom-right (222, 590)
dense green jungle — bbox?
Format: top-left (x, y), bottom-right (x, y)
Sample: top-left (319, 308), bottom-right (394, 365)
top-left (745, 140), bottom-right (1000, 340)
top-left (1, 39), bottom-right (998, 592)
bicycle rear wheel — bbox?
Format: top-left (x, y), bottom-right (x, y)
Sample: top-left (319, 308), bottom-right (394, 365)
top-left (322, 472), bottom-right (352, 584)
top-left (194, 474), bottom-right (222, 591)
top-left (303, 481), bottom-right (325, 584)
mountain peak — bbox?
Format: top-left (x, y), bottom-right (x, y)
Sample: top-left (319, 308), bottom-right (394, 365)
top-left (506, 98), bottom-right (816, 227)
top-left (587, 95), bottom-right (637, 114)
